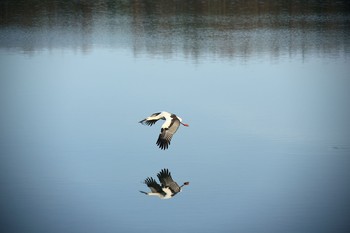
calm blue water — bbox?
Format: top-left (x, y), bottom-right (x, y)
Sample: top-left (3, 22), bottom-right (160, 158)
top-left (1, 1), bottom-right (350, 233)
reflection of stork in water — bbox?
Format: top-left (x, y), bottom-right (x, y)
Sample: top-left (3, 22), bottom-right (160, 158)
top-left (139, 111), bottom-right (189, 150)
top-left (140, 168), bottom-right (189, 199)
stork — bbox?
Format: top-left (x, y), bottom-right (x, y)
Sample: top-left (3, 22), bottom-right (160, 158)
top-left (140, 168), bottom-right (189, 199)
top-left (139, 111), bottom-right (189, 150)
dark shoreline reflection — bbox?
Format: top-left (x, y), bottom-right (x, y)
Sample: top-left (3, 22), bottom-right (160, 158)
top-left (1, 0), bottom-right (350, 58)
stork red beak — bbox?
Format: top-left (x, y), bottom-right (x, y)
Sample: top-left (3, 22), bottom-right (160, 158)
top-left (182, 123), bottom-right (189, 127)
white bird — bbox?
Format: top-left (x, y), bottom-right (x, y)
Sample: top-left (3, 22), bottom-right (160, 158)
top-left (139, 111), bottom-right (189, 150)
top-left (140, 168), bottom-right (189, 199)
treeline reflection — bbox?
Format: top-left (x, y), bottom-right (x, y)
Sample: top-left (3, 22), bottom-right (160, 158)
top-left (1, 0), bottom-right (349, 58)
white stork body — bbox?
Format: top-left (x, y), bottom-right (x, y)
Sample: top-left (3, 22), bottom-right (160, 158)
top-left (140, 168), bottom-right (189, 199)
top-left (139, 111), bottom-right (189, 150)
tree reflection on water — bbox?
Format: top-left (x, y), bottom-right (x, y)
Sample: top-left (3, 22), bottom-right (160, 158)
top-left (1, 0), bottom-right (349, 58)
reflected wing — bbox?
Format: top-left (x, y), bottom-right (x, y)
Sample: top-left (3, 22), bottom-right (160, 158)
top-left (157, 169), bottom-right (181, 194)
top-left (144, 177), bottom-right (165, 194)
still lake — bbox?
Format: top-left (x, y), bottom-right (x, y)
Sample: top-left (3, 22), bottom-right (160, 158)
top-left (1, 1), bottom-right (350, 233)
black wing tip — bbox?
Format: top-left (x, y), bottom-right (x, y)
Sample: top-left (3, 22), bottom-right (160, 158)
top-left (163, 168), bottom-right (171, 177)
top-left (144, 177), bottom-right (156, 184)
top-left (152, 112), bottom-right (162, 116)
top-left (139, 119), bottom-right (157, 126)
top-left (139, 119), bottom-right (148, 125)
top-left (157, 168), bottom-right (171, 178)
top-left (156, 138), bottom-right (170, 150)
top-left (160, 168), bottom-right (169, 173)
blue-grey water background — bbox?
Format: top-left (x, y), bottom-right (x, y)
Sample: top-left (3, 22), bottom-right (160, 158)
top-left (1, 1), bottom-right (350, 233)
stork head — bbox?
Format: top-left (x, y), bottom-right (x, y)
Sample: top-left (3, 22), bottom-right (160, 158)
top-left (177, 116), bottom-right (189, 127)
top-left (179, 182), bottom-right (189, 192)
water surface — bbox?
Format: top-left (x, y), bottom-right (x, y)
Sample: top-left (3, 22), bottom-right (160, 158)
top-left (1, 1), bottom-right (350, 233)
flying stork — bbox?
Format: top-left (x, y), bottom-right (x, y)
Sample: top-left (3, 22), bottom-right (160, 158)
top-left (139, 111), bottom-right (189, 150)
top-left (140, 168), bottom-right (189, 199)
